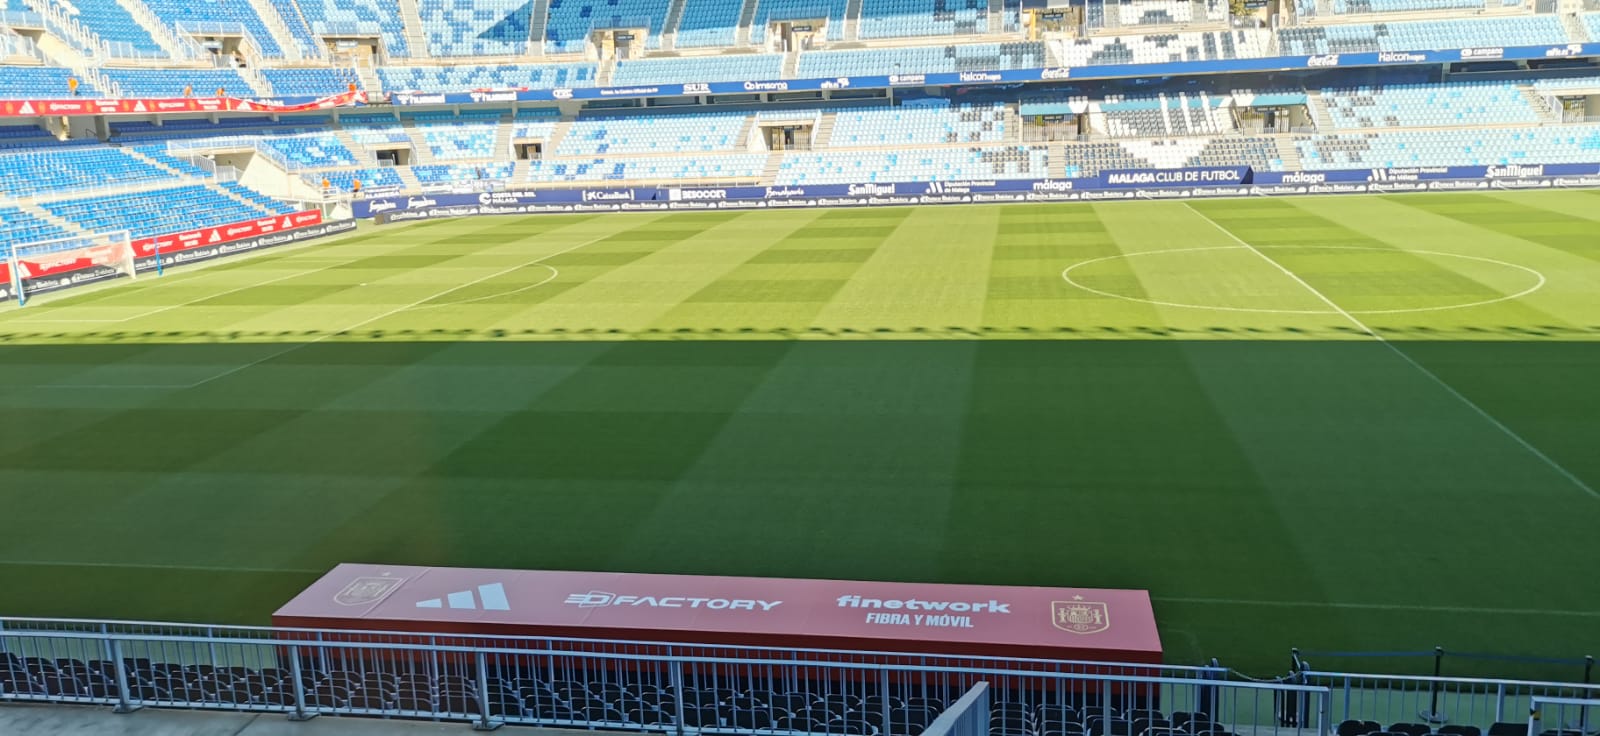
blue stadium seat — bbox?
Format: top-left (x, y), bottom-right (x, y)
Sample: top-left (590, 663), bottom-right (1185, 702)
top-left (775, 146), bottom-right (1047, 184)
top-left (295, 0), bottom-right (410, 56)
top-left (0, 146), bottom-right (178, 197)
top-left (797, 43), bottom-right (1045, 77)
top-left (556, 110), bottom-right (750, 156)
top-left (417, 0), bottom-right (534, 56)
top-left (526, 153), bottom-right (765, 183)
top-left (674, 0), bottom-right (742, 47)
top-left (612, 54), bottom-right (785, 85)
top-left (40, 184), bottom-right (279, 238)
top-left (378, 64), bottom-right (596, 91)
top-left (857, 0), bottom-right (988, 39)
top-left (141, 0), bottom-right (285, 57)
top-left (0, 65), bottom-right (94, 98)
top-left (544, 0), bottom-right (670, 53)
top-left (263, 68), bottom-right (356, 97)
top-left (101, 68), bottom-right (251, 97)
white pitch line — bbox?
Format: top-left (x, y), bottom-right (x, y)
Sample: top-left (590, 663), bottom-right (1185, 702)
top-left (1153, 596), bottom-right (1600, 618)
top-left (0, 559), bottom-right (323, 575)
top-left (182, 228), bottom-right (623, 389)
top-left (1182, 202), bottom-right (1600, 503)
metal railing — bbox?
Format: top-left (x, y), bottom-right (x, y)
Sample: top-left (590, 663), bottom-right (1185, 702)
top-left (0, 617), bottom-right (1327, 735)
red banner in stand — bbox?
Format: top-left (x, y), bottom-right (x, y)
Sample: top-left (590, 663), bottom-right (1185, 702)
top-left (0, 90), bottom-right (366, 118)
top-left (0, 210), bottom-right (322, 284)
top-left (275, 564), bottom-right (1164, 666)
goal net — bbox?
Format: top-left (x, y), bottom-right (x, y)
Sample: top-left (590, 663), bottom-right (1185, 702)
top-left (7, 230), bottom-right (136, 307)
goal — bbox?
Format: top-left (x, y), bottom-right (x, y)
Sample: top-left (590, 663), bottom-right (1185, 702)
top-left (8, 230), bottom-right (136, 307)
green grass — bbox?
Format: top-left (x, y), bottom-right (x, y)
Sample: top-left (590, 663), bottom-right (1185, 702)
top-left (2, 193), bottom-right (1599, 679)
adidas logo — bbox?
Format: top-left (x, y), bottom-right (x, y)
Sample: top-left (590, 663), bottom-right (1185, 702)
top-left (416, 582), bottom-right (510, 611)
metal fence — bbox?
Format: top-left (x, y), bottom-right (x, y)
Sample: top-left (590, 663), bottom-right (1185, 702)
top-left (0, 617), bottom-right (1327, 735)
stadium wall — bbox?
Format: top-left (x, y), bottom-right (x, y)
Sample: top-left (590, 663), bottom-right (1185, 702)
top-left (0, 214), bottom-right (356, 303)
top-left (354, 164), bottom-right (1600, 221)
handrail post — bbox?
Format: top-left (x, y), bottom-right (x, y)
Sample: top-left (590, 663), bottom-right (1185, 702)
top-left (473, 649), bottom-right (500, 730)
top-left (879, 667), bottom-right (892, 736)
top-left (670, 658), bottom-right (687, 736)
top-left (109, 638), bottom-right (140, 713)
top-left (287, 643), bottom-right (315, 721)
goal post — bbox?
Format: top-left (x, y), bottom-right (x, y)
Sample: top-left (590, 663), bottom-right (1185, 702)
top-left (8, 230), bottom-right (136, 307)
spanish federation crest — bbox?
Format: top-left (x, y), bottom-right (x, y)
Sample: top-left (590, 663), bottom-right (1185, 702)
top-left (1051, 599), bottom-right (1110, 635)
top-left (334, 576), bottom-right (404, 607)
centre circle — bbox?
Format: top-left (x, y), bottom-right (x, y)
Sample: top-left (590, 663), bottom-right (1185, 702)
top-left (1060, 245), bottom-right (1546, 315)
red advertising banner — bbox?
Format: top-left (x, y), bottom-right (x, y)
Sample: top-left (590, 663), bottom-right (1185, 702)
top-left (0, 90), bottom-right (366, 118)
top-left (128, 209), bottom-right (322, 259)
top-left (0, 210), bottom-right (323, 285)
top-left (275, 565), bottom-right (1163, 664)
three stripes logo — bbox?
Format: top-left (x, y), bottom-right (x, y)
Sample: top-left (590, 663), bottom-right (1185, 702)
top-left (416, 582), bottom-right (510, 611)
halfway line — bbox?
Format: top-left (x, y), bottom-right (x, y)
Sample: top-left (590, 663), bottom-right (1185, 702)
top-left (1182, 202), bottom-right (1599, 503)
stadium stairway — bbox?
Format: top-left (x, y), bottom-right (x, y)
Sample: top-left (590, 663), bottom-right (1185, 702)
top-left (527, 0), bottom-right (550, 57)
top-left (10, 200), bottom-right (88, 240)
top-left (1274, 136), bottom-right (1303, 170)
top-left (1047, 140), bottom-right (1068, 178)
top-left (121, 146), bottom-right (200, 181)
top-left (761, 149), bottom-right (784, 179)
top-left (735, 0), bottom-right (758, 46)
top-left (1562, 12), bottom-right (1589, 42)
top-left (542, 118), bottom-right (573, 151)
top-left (400, 119), bottom-right (440, 165)
top-left (1520, 85), bottom-right (1562, 123)
top-left (116, 0), bottom-right (203, 60)
top-left (661, 0), bottom-right (687, 50)
top-left (1304, 90), bottom-right (1336, 131)
top-left (246, 0), bottom-right (313, 61)
top-left (987, 0), bottom-right (1004, 32)
top-left (330, 127), bottom-right (367, 163)
top-left (493, 111), bottom-right (515, 159)
top-left (843, 0), bottom-right (864, 40)
top-left (596, 56), bottom-right (616, 86)
top-left (396, 0), bottom-right (430, 59)
top-left (394, 164), bottom-right (423, 190)
top-left (782, 48), bottom-right (800, 77)
top-left (814, 111), bottom-right (837, 147)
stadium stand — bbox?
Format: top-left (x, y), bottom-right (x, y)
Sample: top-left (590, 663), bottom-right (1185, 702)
top-left (409, 111), bottom-right (504, 160)
top-left (140, 0), bottom-right (284, 58)
top-left (417, 0), bottom-right (533, 56)
top-left (749, 0), bottom-right (850, 42)
top-left (0, 205), bottom-right (75, 254)
top-left (1318, 83), bottom-right (1539, 129)
top-left (378, 63), bottom-right (597, 91)
top-left (413, 161), bottom-right (516, 184)
top-left (526, 152), bottom-right (767, 182)
top-left (857, 0), bottom-right (988, 39)
top-left (611, 54), bottom-right (786, 85)
top-left (1277, 16), bottom-right (1566, 55)
top-left (556, 110), bottom-right (750, 155)
top-left (262, 67), bottom-right (356, 97)
top-left (543, 0), bottom-right (670, 52)
top-left (511, 108), bottom-right (559, 139)
top-left (0, 146), bottom-right (177, 197)
top-left (101, 68), bottom-right (252, 97)
top-left (796, 42), bottom-right (1045, 77)
top-left (1295, 125), bottom-right (1600, 169)
top-left (293, 0), bottom-right (409, 57)
top-left (0, 65), bottom-right (90, 97)
top-left (258, 134), bottom-right (359, 168)
top-left (775, 146), bottom-right (1048, 183)
top-left (39, 184), bottom-right (275, 237)
top-left (44, 0), bottom-right (165, 56)
top-left (828, 101), bottom-right (1010, 146)
top-left (305, 166), bottom-right (404, 191)
top-left (674, 0), bottom-right (743, 46)
top-left (1051, 30), bottom-right (1270, 66)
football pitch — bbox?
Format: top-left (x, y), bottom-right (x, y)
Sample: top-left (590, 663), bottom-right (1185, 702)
top-left (2, 192), bottom-right (1598, 678)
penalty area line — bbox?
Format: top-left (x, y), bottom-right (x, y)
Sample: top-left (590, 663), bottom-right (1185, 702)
top-left (1181, 203), bottom-right (1600, 504)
